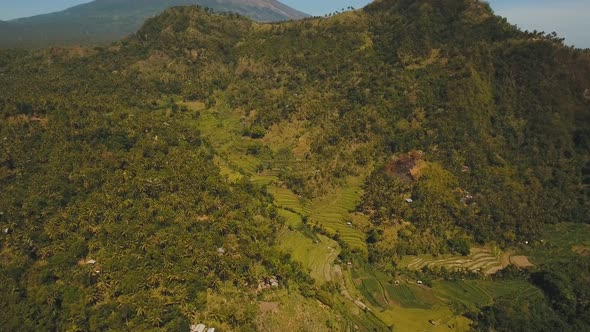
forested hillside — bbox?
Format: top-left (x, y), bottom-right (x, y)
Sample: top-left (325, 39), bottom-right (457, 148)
top-left (1, 0), bottom-right (589, 330)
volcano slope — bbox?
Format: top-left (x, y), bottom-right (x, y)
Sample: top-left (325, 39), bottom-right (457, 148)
top-left (0, 0), bottom-right (309, 48)
top-left (1, 0), bottom-right (589, 331)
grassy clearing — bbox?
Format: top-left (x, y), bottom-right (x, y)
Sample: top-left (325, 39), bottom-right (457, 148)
top-left (256, 290), bottom-right (347, 332)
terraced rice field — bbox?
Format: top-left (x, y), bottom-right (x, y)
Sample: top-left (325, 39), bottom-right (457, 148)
top-left (267, 186), bottom-right (307, 215)
top-left (344, 264), bottom-right (461, 331)
top-left (358, 277), bottom-right (389, 309)
top-left (277, 209), bottom-right (340, 283)
top-left (187, 98), bottom-right (530, 332)
top-left (214, 156), bottom-right (243, 182)
top-left (352, 263), bottom-right (437, 311)
top-left (385, 283), bottom-right (433, 309)
top-left (196, 109), bottom-right (240, 153)
top-left (433, 280), bottom-right (542, 307)
top-left (186, 98), bottom-right (391, 330)
top-left (250, 169), bottom-right (279, 186)
top-left (306, 177), bottom-right (367, 253)
top-left (402, 248), bottom-right (503, 275)
top-left (227, 153), bottom-right (260, 175)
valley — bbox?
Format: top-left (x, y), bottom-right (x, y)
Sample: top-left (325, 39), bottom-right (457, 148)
top-left (183, 92), bottom-right (580, 331)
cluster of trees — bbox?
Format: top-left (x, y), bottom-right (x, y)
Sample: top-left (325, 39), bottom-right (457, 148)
top-left (0, 64), bottom-right (310, 330)
top-left (472, 257), bottom-right (590, 331)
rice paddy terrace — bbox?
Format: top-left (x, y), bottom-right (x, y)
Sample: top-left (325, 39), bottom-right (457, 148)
top-left (400, 247), bottom-right (505, 275)
top-left (276, 208), bottom-right (341, 283)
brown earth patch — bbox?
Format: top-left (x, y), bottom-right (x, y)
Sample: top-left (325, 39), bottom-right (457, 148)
top-left (259, 301), bottom-right (280, 314)
top-left (384, 150), bottom-right (424, 182)
top-left (182, 101), bottom-right (206, 111)
top-left (573, 245), bottom-right (590, 256)
top-left (510, 255), bottom-right (534, 268)
top-left (196, 215), bottom-right (209, 222)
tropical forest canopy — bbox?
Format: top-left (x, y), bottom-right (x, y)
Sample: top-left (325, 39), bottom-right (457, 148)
top-left (0, 0), bottom-right (589, 331)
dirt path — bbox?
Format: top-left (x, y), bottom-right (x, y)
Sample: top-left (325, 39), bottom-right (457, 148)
top-left (377, 280), bottom-right (389, 305)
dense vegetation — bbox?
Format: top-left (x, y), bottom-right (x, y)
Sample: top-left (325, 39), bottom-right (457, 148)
top-left (1, 0), bottom-right (589, 330)
top-left (0, 80), bottom-right (314, 331)
top-left (470, 256), bottom-right (590, 331)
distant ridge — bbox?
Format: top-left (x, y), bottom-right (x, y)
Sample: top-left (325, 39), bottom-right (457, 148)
top-left (0, 0), bottom-right (309, 48)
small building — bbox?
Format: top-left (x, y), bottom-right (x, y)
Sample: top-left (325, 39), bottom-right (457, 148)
top-left (405, 198), bottom-right (414, 203)
top-left (269, 277), bottom-right (279, 288)
top-left (85, 259), bottom-right (96, 265)
top-left (207, 328), bottom-right (215, 332)
top-left (347, 222), bottom-right (352, 226)
top-left (394, 280), bottom-right (400, 286)
top-left (216, 247), bottom-right (226, 255)
top-left (416, 280), bottom-right (423, 285)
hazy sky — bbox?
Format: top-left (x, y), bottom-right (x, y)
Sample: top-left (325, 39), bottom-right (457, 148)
top-left (0, 0), bottom-right (588, 48)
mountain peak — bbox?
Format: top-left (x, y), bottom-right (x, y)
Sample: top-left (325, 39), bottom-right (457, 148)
top-left (0, 0), bottom-right (309, 48)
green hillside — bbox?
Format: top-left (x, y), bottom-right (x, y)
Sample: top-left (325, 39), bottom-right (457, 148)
top-left (1, 1), bottom-right (589, 331)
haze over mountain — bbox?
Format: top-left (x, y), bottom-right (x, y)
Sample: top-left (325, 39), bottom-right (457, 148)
top-left (0, 0), bottom-right (308, 48)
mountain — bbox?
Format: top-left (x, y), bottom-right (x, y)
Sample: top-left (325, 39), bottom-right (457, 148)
top-left (0, 0), bottom-right (308, 48)
top-left (1, 1), bottom-right (589, 331)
